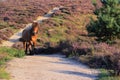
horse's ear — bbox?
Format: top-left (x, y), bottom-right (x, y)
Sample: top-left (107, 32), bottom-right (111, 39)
top-left (32, 21), bottom-right (38, 27)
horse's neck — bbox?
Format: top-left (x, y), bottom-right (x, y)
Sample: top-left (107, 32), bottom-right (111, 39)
top-left (25, 25), bottom-right (32, 31)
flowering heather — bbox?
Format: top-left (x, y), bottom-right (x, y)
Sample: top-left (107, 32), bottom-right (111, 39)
top-left (94, 43), bottom-right (120, 56)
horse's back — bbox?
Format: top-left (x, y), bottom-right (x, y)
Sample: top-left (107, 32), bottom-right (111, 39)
top-left (22, 24), bottom-right (32, 42)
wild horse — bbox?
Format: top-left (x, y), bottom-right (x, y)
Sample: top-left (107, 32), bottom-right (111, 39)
top-left (21, 21), bottom-right (39, 55)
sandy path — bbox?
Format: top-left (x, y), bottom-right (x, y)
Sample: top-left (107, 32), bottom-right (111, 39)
top-left (0, 7), bottom-right (99, 80)
top-left (7, 54), bottom-right (99, 80)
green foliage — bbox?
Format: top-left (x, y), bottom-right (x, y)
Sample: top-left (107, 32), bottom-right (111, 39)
top-left (0, 56), bottom-right (10, 65)
top-left (92, 0), bottom-right (97, 6)
top-left (98, 69), bottom-right (120, 80)
top-left (0, 47), bottom-right (25, 58)
top-left (0, 66), bottom-right (10, 80)
top-left (88, 0), bottom-right (120, 42)
top-left (0, 21), bottom-right (9, 29)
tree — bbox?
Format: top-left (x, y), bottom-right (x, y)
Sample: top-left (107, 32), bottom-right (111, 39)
top-left (87, 0), bottom-right (120, 43)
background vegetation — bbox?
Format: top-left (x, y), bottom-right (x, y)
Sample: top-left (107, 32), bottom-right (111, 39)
top-left (35, 0), bottom-right (120, 79)
top-left (0, 0), bottom-right (120, 80)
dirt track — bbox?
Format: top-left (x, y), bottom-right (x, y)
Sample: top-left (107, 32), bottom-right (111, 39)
top-left (1, 7), bottom-right (99, 80)
top-left (7, 54), bottom-right (99, 80)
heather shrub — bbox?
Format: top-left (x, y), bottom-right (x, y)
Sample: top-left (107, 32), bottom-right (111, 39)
top-left (90, 52), bottom-right (120, 76)
top-left (93, 43), bottom-right (119, 56)
top-left (109, 52), bottom-right (120, 76)
top-left (86, 42), bottom-right (120, 76)
top-left (58, 40), bottom-right (72, 57)
top-left (71, 42), bottom-right (92, 56)
top-left (0, 28), bottom-right (13, 41)
top-left (60, 41), bottom-right (92, 57)
top-left (12, 42), bottom-right (23, 50)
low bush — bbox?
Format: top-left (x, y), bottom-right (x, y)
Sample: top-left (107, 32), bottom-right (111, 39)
top-left (60, 41), bottom-right (120, 76)
top-left (78, 42), bottom-right (120, 76)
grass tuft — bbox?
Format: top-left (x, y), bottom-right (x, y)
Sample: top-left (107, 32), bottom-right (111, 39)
top-left (0, 66), bottom-right (10, 80)
top-left (98, 69), bottom-right (120, 80)
top-left (0, 47), bottom-right (25, 58)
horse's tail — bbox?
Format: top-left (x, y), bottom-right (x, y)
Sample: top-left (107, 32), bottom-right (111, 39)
top-left (19, 37), bottom-right (24, 42)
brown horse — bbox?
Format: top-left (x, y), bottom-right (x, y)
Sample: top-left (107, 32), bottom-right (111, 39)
top-left (21, 21), bottom-right (39, 55)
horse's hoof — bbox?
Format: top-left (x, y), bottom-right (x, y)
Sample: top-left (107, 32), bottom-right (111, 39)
top-left (29, 51), bottom-right (34, 55)
top-left (25, 51), bottom-right (30, 55)
top-left (29, 53), bottom-right (34, 55)
top-left (25, 52), bottom-right (28, 55)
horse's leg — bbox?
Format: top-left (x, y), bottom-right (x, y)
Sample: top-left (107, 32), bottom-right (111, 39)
top-left (32, 41), bottom-right (36, 54)
top-left (26, 42), bottom-right (33, 55)
top-left (23, 42), bottom-right (27, 55)
top-left (29, 41), bottom-right (34, 55)
top-left (33, 40), bottom-right (36, 49)
top-left (30, 40), bottom-right (37, 55)
top-left (23, 42), bottom-right (26, 49)
top-left (25, 42), bottom-right (29, 54)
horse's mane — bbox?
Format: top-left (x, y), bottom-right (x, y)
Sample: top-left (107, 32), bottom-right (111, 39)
top-left (25, 24), bottom-right (32, 31)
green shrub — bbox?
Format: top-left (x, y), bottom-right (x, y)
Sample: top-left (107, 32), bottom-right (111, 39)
top-left (92, 0), bottom-right (97, 6)
top-left (87, 0), bottom-right (120, 43)
top-left (0, 47), bottom-right (25, 58)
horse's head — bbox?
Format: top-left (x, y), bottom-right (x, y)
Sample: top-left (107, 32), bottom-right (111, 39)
top-left (31, 21), bottom-right (39, 35)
